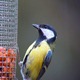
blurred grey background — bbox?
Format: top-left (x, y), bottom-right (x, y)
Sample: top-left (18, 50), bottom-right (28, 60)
top-left (17, 0), bottom-right (80, 80)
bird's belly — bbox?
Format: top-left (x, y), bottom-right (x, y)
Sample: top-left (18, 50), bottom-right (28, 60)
top-left (26, 41), bottom-right (50, 80)
top-left (27, 52), bottom-right (44, 80)
top-left (27, 48), bottom-right (48, 80)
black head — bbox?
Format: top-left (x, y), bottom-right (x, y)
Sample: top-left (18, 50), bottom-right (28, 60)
top-left (32, 24), bottom-right (57, 43)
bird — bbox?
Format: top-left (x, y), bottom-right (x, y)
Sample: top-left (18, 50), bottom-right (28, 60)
top-left (19, 24), bottom-right (57, 80)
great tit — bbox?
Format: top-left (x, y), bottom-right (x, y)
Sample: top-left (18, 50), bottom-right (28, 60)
top-left (19, 24), bottom-right (57, 80)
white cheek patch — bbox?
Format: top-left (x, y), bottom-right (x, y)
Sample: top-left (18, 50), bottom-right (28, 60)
top-left (41, 28), bottom-right (55, 39)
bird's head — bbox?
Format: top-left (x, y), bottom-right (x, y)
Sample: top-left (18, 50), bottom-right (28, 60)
top-left (32, 24), bottom-right (57, 43)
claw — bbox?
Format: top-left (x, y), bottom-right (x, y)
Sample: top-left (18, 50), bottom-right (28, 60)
top-left (18, 61), bottom-right (23, 68)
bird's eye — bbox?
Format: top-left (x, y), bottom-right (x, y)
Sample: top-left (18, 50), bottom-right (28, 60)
top-left (44, 25), bottom-right (48, 29)
top-left (40, 25), bottom-right (47, 29)
top-left (44, 26), bottom-right (47, 28)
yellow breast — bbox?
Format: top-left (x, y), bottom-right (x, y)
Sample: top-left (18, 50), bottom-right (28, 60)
top-left (26, 40), bottom-right (50, 80)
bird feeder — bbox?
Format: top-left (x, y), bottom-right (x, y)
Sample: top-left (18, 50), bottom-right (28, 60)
top-left (0, 0), bottom-right (18, 80)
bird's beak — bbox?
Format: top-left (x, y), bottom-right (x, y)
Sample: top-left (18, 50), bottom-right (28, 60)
top-left (32, 24), bottom-right (39, 29)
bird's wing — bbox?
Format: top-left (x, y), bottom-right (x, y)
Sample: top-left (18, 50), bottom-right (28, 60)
top-left (37, 50), bottom-right (52, 80)
top-left (23, 41), bottom-right (36, 65)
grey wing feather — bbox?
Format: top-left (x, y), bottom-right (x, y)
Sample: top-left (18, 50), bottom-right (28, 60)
top-left (37, 50), bottom-right (52, 80)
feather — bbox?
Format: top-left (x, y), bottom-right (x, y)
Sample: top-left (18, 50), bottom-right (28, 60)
top-left (37, 50), bottom-right (52, 80)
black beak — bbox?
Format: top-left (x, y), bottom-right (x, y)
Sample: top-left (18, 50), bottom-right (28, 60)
top-left (32, 24), bottom-right (39, 29)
